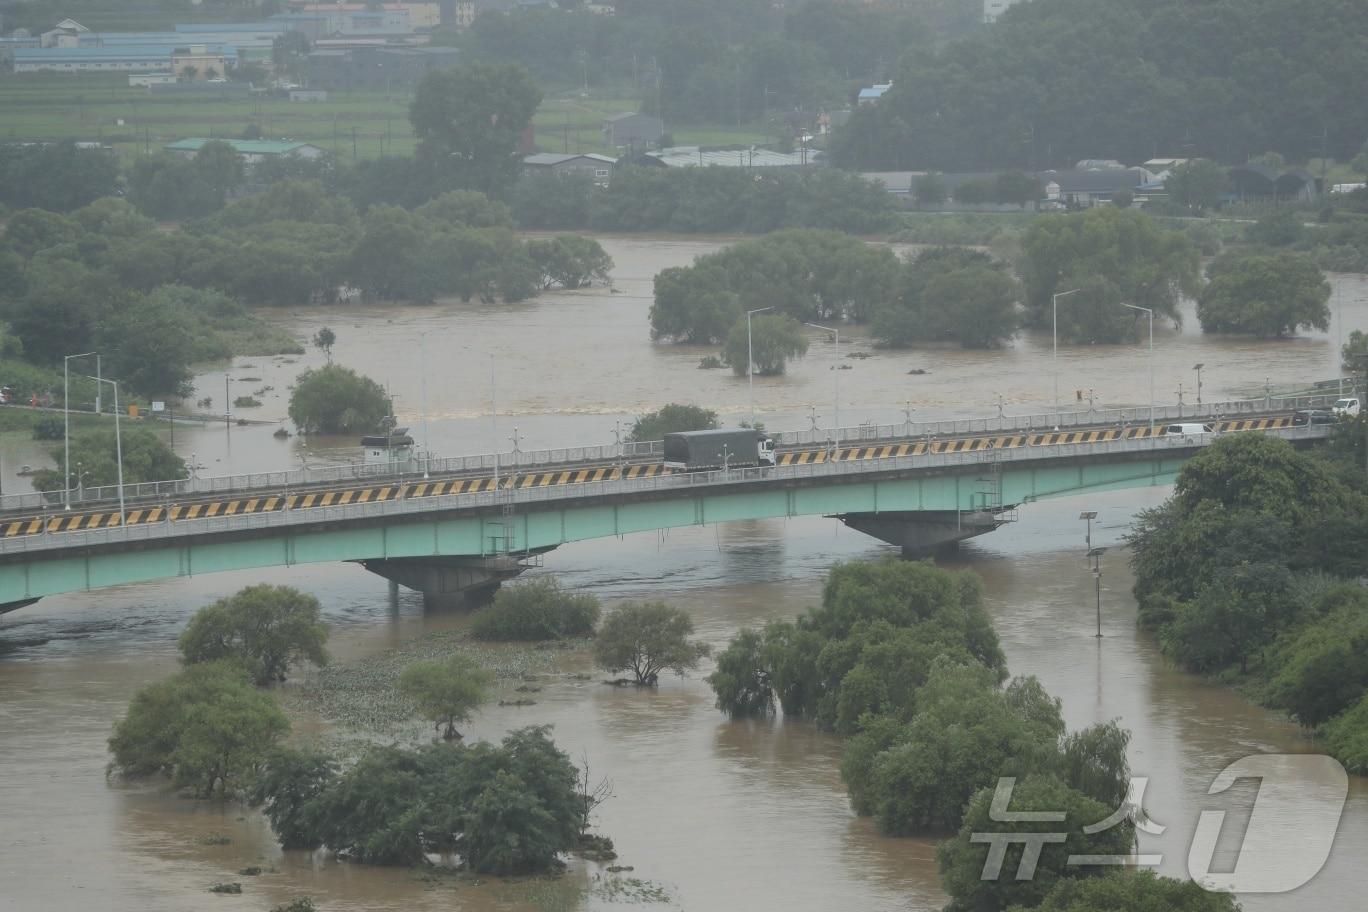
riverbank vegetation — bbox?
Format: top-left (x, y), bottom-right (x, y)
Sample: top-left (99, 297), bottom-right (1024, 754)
top-left (470, 578), bottom-right (601, 642)
top-left (1129, 432), bottom-right (1368, 771)
top-left (107, 583), bottom-right (606, 875)
top-left (594, 602), bottom-right (709, 687)
top-left (834, 0), bottom-right (1368, 172)
top-left (287, 363), bottom-right (391, 436)
top-left (512, 166), bottom-right (897, 234)
top-left (31, 426), bottom-right (183, 492)
top-left (178, 585), bottom-right (330, 686)
top-left (707, 558), bottom-right (1221, 910)
top-left (1196, 250), bottom-right (1331, 337)
top-left (626, 404), bottom-right (720, 443)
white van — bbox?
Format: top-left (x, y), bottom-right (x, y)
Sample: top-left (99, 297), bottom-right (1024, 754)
top-left (1164, 423), bottom-right (1213, 436)
top-left (1333, 397), bottom-right (1361, 417)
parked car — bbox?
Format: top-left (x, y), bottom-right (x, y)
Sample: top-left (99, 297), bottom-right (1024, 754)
top-left (1333, 397), bottom-right (1361, 417)
top-left (1292, 409), bottom-right (1337, 426)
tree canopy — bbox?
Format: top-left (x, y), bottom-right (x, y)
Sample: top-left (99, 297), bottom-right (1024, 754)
top-left (627, 403), bottom-right (719, 442)
top-left (1020, 208), bottom-right (1200, 343)
top-left (178, 585), bottom-right (330, 685)
top-left (288, 364), bottom-right (391, 435)
top-left (108, 661), bottom-right (290, 797)
top-left (470, 577), bottom-right (601, 641)
top-left (1197, 250), bottom-right (1331, 337)
top-left (834, 0), bottom-right (1368, 171)
top-left (410, 62), bottom-right (542, 197)
top-left (397, 654), bottom-right (493, 740)
top-left (33, 427), bottom-right (184, 493)
top-left (594, 601), bottom-right (710, 685)
top-left (723, 313), bottom-right (809, 376)
top-left (253, 727), bottom-right (582, 872)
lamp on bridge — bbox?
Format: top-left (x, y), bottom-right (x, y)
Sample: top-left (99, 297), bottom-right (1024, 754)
top-left (1087, 546), bottom-right (1107, 639)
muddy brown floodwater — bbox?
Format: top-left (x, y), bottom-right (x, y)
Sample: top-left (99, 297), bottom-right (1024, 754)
top-left (1, 236), bottom-right (1365, 911)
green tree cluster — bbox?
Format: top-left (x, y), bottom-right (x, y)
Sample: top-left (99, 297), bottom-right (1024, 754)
top-left (128, 141), bottom-right (245, 220)
top-left (594, 601), bottom-right (709, 686)
top-left (512, 166), bottom-right (897, 235)
top-left (252, 727), bottom-right (582, 872)
top-left (1164, 160), bottom-right (1231, 212)
top-left (287, 364), bottom-right (391, 435)
top-left (410, 62), bottom-right (543, 198)
top-left (108, 660), bottom-right (290, 797)
top-left (873, 247), bottom-right (1022, 348)
top-left (707, 557), bottom-right (1141, 912)
top-left (178, 585), bottom-right (330, 685)
top-left (453, 0), bottom-right (988, 125)
top-left (834, 0), bottom-right (1368, 171)
top-left (626, 403), bottom-right (720, 442)
top-left (1020, 208), bottom-right (1200, 343)
top-left (723, 313), bottom-right (809, 376)
top-left (651, 229), bottom-right (900, 344)
top-left (32, 426), bottom-right (184, 494)
top-left (470, 577), bottom-right (601, 641)
top-left (1128, 433), bottom-right (1368, 770)
top-left (0, 200), bottom-right (301, 395)
top-left (526, 236), bottom-right (615, 290)
top-left (398, 654), bottom-right (493, 740)
top-left (0, 142), bottom-right (119, 213)
top-left (1197, 250), bottom-right (1330, 337)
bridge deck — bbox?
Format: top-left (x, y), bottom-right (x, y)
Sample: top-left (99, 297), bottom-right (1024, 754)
top-left (0, 414), bottom-right (1299, 540)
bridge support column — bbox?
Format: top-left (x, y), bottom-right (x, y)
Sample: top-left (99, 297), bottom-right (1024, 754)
top-left (839, 510), bottom-right (1012, 557)
top-left (357, 556), bottom-right (530, 610)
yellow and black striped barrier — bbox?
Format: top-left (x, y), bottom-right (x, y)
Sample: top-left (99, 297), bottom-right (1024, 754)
top-left (0, 416), bottom-right (1296, 540)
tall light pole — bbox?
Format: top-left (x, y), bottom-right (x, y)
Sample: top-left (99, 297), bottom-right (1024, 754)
top-left (1121, 303), bottom-right (1155, 429)
top-left (63, 351), bottom-right (97, 510)
top-left (746, 306), bottom-right (774, 427)
top-left (1052, 289), bottom-right (1080, 429)
top-left (804, 322), bottom-right (839, 435)
top-left (1088, 546), bottom-right (1107, 638)
top-left (1193, 362), bottom-right (1204, 407)
top-left (419, 335), bottom-right (430, 479)
top-left (1079, 510), bottom-right (1097, 551)
top-left (87, 376), bottom-right (125, 527)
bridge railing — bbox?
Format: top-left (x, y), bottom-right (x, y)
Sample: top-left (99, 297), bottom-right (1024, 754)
top-left (2, 390), bottom-right (1341, 514)
top-left (772, 392), bottom-right (1347, 447)
top-left (0, 424), bottom-right (1332, 557)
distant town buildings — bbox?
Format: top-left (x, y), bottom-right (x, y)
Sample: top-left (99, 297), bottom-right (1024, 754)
top-left (602, 112), bottom-right (664, 150)
top-left (522, 153), bottom-right (616, 184)
top-left (165, 138), bottom-right (328, 164)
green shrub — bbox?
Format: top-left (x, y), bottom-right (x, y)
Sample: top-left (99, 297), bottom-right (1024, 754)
top-left (470, 578), bottom-right (600, 641)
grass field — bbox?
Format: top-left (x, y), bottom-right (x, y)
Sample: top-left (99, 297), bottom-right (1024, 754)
top-left (0, 74), bottom-right (772, 164)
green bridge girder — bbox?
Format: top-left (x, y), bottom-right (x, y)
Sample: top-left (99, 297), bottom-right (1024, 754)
top-left (0, 452), bottom-right (1187, 607)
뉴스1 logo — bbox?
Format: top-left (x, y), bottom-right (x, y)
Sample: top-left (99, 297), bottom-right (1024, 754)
top-left (970, 754), bottom-right (1349, 894)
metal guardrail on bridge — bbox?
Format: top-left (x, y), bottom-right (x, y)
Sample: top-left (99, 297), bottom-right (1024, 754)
top-left (6, 390), bottom-right (1347, 515)
top-left (0, 425), bottom-right (1331, 557)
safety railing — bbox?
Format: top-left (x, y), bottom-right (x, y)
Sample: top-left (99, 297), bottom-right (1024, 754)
top-left (0, 424), bottom-right (1331, 557)
top-left (5, 388), bottom-right (1344, 515)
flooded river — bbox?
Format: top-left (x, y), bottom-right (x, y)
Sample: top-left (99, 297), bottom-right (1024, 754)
top-left (1, 237), bottom-right (1366, 911)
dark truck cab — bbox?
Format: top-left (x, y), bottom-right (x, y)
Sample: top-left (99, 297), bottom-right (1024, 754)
top-left (662, 429), bottom-right (776, 470)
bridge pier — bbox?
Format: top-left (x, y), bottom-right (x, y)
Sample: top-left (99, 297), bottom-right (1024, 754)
top-left (839, 510), bottom-right (1013, 557)
top-left (357, 556), bottom-right (530, 610)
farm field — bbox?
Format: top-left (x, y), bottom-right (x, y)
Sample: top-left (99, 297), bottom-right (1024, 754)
top-left (0, 74), bottom-right (772, 163)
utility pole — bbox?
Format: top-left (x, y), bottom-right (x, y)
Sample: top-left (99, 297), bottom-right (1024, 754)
top-left (1088, 546), bottom-right (1106, 638)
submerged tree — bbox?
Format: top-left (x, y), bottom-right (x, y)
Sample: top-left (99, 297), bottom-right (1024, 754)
top-left (179, 585), bottom-right (330, 685)
top-left (593, 602), bottom-right (710, 686)
top-left (398, 654), bottom-right (493, 739)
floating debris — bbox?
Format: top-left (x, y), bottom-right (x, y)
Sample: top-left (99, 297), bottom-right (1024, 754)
top-left (209, 883), bottom-right (242, 894)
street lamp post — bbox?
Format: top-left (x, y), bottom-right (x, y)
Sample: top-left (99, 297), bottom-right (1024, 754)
top-left (1193, 362), bottom-right (1204, 407)
top-left (1088, 547), bottom-right (1107, 638)
top-left (1121, 303), bottom-right (1155, 429)
top-left (1052, 289), bottom-right (1080, 429)
top-left (803, 322), bottom-right (840, 436)
top-left (746, 306), bottom-right (774, 427)
top-left (1079, 510), bottom-right (1097, 552)
top-left (63, 351), bottom-right (97, 510)
top-left (87, 376), bottom-right (126, 527)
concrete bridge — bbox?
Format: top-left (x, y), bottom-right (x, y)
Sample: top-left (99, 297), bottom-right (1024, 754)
top-left (0, 394), bottom-right (1338, 611)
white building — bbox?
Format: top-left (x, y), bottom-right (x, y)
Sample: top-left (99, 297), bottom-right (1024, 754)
top-left (984, 0), bottom-right (1026, 24)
